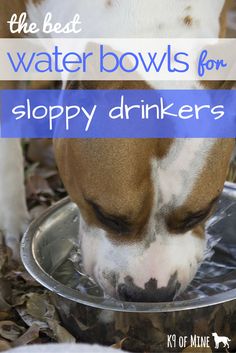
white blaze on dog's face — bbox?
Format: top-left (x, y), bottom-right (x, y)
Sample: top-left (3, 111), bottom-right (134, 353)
top-left (55, 138), bottom-right (234, 301)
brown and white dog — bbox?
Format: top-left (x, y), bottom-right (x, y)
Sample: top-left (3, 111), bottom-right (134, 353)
top-left (0, 0), bottom-right (235, 303)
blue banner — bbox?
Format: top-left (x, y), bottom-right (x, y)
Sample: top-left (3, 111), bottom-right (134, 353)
top-left (0, 89), bottom-right (236, 138)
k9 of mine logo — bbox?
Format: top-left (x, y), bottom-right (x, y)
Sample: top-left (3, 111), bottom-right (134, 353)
top-left (167, 333), bottom-right (231, 350)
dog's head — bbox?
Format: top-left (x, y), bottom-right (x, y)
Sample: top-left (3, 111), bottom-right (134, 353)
top-left (54, 135), bottom-right (234, 301)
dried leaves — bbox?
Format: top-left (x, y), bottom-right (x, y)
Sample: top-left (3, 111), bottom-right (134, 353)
top-left (12, 324), bottom-right (40, 348)
top-left (0, 321), bottom-right (24, 341)
top-left (24, 139), bottom-right (66, 213)
top-left (0, 242), bottom-right (76, 350)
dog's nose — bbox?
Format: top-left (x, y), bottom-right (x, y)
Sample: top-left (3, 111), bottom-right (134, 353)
top-left (117, 276), bottom-right (180, 303)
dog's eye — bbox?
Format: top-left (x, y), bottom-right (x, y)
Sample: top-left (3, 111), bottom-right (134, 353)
top-left (167, 196), bottom-right (219, 233)
top-left (180, 209), bottom-right (211, 230)
top-left (86, 200), bottom-right (132, 234)
top-left (181, 196), bottom-right (220, 230)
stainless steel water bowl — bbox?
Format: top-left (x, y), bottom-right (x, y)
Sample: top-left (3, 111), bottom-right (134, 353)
top-left (21, 182), bottom-right (236, 313)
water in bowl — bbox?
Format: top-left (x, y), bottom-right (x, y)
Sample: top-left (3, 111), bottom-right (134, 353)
top-left (48, 195), bottom-right (236, 302)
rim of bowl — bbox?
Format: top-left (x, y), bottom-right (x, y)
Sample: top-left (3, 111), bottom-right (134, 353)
top-left (21, 181), bottom-right (236, 313)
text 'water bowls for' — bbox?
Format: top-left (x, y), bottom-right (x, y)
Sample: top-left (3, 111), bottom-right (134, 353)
top-left (21, 182), bottom-right (236, 352)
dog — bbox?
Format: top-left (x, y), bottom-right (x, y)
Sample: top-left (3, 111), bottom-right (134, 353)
top-left (0, 0), bottom-right (234, 304)
top-left (212, 332), bottom-right (231, 349)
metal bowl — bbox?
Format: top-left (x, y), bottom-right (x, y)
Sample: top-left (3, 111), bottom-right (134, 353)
top-left (21, 182), bottom-right (236, 313)
top-left (20, 182), bottom-right (236, 351)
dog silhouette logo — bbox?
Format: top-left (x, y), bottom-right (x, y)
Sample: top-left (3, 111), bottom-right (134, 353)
top-left (212, 332), bottom-right (231, 349)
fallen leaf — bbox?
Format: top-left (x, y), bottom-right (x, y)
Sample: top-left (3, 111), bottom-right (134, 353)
top-left (12, 324), bottom-right (40, 347)
top-left (26, 293), bottom-right (55, 321)
top-left (16, 307), bottom-right (48, 330)
top-left (111, 338), bottom-right (127, 349)
top-left (12, 294), bottom-right (29, 307)
top-left (47, 320), bottom-right (76, 343)
top-left (0, 321), bottom-right (24, 342)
